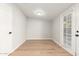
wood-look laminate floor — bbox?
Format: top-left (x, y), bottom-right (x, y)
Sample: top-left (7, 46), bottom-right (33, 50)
top-left (9, 40), bottom-right (72, 56)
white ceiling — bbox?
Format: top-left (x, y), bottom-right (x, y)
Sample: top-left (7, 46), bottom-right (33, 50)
top-left (17, 3), bottom-right (74, 20)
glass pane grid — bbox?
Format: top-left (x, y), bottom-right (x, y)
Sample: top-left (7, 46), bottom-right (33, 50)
top-left (63, 14), bottom-right (72, 49)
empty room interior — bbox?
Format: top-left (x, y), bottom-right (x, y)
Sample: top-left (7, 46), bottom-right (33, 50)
top-left (1, 3), bottom-right (79, 56)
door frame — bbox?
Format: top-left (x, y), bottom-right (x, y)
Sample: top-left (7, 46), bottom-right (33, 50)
top-left (61, 5), bottom-right (76, 55)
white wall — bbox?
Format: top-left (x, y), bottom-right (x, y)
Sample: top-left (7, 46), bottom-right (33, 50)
top-left (12, 4), bottom-right (28, 52)
top-left (52, 15), bottom-right (64, 46)
top-left (52, 17), bottom-right (61, 44)
top-left (26, 19), bottom-right (52, 40)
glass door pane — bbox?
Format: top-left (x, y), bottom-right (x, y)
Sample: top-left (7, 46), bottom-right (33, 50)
top-left (64, 14), bottom-right (72, 48)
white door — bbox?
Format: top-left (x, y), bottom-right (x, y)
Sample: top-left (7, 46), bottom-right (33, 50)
top-left (63, 8), bottom-right (76, 55)
top-left (75, 5), bottom-right (79, 56)
top-left (75, 19), bottom-right (79, 56)
top-left (0, 4), bottom-right (12, 53)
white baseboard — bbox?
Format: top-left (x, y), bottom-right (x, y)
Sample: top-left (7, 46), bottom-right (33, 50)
top-left (51, 38), bottom-right (75, 56)
top-left (26, 38), bottom-right (52, 40)
top-left (8, 39), bottom-right (26, 55)
top-left (51, 38), bottom-right (62, 48)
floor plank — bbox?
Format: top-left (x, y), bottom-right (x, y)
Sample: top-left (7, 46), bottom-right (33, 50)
top-left (9, 40), bottom-right (72, 56)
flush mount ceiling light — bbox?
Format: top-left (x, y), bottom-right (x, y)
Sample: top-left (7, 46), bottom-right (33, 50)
top-left (33, 9), bottom-right (45, 16)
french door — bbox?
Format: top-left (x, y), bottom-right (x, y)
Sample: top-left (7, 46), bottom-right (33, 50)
top-left (63, 8), bottom-right (76, 55)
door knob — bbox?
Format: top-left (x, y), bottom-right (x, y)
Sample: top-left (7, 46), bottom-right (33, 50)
top-left (75, 34), bottom-right (79, 37)
top-left (9, 32), bottom-right (12, 34)
top-left (76, 30), bottom-right (79, 33)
